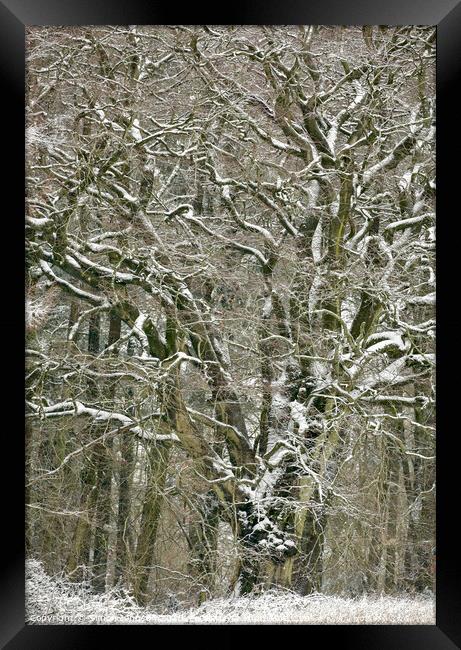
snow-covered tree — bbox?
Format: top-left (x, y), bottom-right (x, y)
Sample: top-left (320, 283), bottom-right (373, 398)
top-left (26, 25), bottom-right (435, 603)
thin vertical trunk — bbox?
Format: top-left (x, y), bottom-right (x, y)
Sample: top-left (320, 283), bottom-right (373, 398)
top-left (114, 337), bottom-right (137, 585)
top-left (188, 490), bottom-right (220, 602)
top-left (114, 430), bottom-right (134, 585)
top-left (92, 310), bottom-right (121, 592)
top-left (384, 448), bottom-right (399, 593)
top-left (401, 391), bottom-right (435, 592)
top-left (133, 441), bottom-right (171, 605)
top-left (91, 444), bottom-right (113, 592)
top-left (67, 311), bottom-right (101, 579)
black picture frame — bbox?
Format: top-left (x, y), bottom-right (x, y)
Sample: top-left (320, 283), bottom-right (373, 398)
top-left (2, 1), bottom-right (460, 647)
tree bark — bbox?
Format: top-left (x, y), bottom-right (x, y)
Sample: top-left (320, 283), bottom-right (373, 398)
top-left (133, 441), bottom-right (171, 605)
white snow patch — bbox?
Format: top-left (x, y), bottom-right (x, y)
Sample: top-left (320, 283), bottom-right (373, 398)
top-left (26, 559), bottom-right (435, 625)
top-left (130, 119), bottom-right (142, 142)
top-left (290, 400), bottom-right (309, 435)
top-left (365, 331), bottom-right (408, 354)
top-left (262, 294), bottom-right (272, 318)
top-left (311, 219), bottom-right (323, 263)
top-left (222, 185), bottom-right (231, 201)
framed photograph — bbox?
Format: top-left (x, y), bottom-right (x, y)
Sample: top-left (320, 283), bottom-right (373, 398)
top-left (2, 0), bottom-right (459, 646)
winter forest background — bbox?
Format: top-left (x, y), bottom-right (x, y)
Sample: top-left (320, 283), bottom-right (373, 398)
top-left (25, 25), bottom-right (435, 624)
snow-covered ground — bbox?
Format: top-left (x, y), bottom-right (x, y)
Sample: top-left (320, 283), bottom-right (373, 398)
top-left (26, 560), bottom-right (435, 625)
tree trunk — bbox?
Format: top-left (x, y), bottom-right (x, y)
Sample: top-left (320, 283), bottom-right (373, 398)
top-left (92, 310), bottom-right (121, 592)
top-left (293, 496), bottom-right (326, 594)
top-left (67, 311), bottom-right (101, 579)
top-left (114, 429), bottom-right (134, 586)
top-left (133, 441), bottom-right (171, 605)
top-left (188, 490), bottom-right (220, 603)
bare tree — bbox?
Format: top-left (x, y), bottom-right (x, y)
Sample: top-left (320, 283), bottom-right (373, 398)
top-left (26, 25), bottom-right (435, 603)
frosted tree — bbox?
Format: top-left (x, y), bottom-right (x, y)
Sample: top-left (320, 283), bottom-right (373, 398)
top-left (26, 25), bottom-right (435, 602)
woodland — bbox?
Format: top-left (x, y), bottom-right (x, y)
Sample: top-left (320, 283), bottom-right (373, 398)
top-left (25, 25), bottom-right (435, 616)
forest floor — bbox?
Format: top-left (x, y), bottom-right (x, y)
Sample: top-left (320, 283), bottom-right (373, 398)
top-left (26, 560), bottom-right (435, 625)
